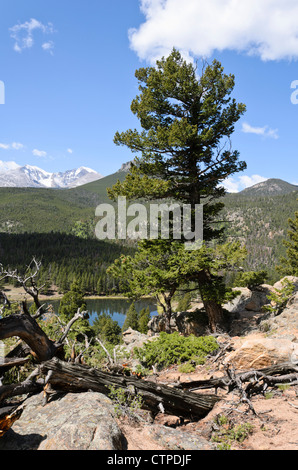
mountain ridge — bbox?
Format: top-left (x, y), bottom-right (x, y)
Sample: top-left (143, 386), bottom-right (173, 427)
top-left (238, 178), bottom-right (298, 197)
top-left (0, 162), bottom-right (103, 189)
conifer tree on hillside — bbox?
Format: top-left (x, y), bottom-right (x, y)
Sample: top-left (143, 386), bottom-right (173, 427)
top-left (122, 303), bottom-right (139, 332)
top-left (58, 281), bottom-right (92, 342)
top-left (108, 49), bottom-right (247, 332)
top-left (138, 306), bottom-right (151, 334)
top-left (277, 204), bottom-right (298, 276)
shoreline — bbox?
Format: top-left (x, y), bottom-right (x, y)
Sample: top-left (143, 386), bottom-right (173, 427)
top-left (3, 286), bottom-right (154, 303)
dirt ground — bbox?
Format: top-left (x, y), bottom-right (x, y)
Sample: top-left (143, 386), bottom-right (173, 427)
top-left (3, 284), bottom-right (63, 302)
top-left (117, 363), bottom-right (298, 451)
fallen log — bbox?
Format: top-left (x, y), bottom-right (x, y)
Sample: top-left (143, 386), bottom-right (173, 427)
top-left (0, 357), bottom-right (31, 371)
top-left (0, 379), bottom-right (44, 403)
top-left (181, 361), bottom-right (298, 392)
top-left (41, 358), bottom-right (221, 421)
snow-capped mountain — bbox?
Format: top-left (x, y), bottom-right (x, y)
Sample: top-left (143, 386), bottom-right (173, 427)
top-left (0, 161), bottom-right (103, 188)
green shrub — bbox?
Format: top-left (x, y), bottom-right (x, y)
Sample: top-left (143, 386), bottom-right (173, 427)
top-left (134, 332), bottom-right (219, 369)
top-left (176, 292), bottom-right (192, 312)
top-left (264, 278), bottom-right (295, 315)
top-left (178, 361), bottom-right (196, 373)
top-left (108, 385), bottom-right (143, 420)
top-left (211, 415), bottom-right (254, 450)
top-left (234, 270), bottom-right (268, 289)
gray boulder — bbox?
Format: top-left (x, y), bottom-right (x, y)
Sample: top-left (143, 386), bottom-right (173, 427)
top-left (223, 285), bottom-right (274, 313)
top-left (259, 292), bottom-right (298, 340)
top-left (0, 392), bottom-right (126, 450)
top-left (144, 424), bottom-right (215, 450)
top-left (148, 310), bottom-right (208, 336)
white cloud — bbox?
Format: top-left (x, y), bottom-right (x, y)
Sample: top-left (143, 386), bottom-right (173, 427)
top-left (67, 148), bottom-right (73, 154)
top-left (10, 18), bottom-right (55, 53)
top-left (0, 142), bottom-right (24, 150)
top-left (11, 142), bottom-right (24, 150)
top-left (33, 149), bottom-right (47, 158)
top-left (222, 174), bottom-right (268, 193)
top-left (0, 143), bottom-right (10, 150)
top-left (42, 41), bottom-right (55, 55)
top-left (130, 0), bottom-right (298, 63)
top-left (242, 122), bottom-right (279, 139)
top-left (0, 160), bottom-right (21, 173)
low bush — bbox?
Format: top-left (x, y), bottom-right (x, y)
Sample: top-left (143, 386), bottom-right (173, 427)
top-left (134, 332), bottom-right (219, 369)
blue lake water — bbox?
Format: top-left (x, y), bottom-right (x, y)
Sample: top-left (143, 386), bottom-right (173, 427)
top-left (44, 297), bottom-right (158, 329)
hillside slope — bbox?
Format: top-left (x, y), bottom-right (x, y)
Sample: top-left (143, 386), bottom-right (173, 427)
top-left (0, 174), bottom-right (296, 282)
top-left (238, 178), bottom-right (298, 197)
top-left (221, 190), bottom-right (298, 281)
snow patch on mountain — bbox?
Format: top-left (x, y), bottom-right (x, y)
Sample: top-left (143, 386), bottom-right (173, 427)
top-left (0, 161), bottom-right (103, 188)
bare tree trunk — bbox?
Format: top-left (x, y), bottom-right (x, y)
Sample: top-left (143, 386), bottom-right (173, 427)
top-left (202, 299), bottom-right (224, 333)
top-left (198, 269), bottom-right (225, 333)
top-left (0, 305), bottom-right (87, 364)
top-left (0, 312), bottom-right (58, 362)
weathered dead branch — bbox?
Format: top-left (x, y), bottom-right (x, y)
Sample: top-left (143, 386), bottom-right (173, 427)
top-left (40, 357), bottom-right (221, 420)
top-left (182, 361), bottom-right (298, 393)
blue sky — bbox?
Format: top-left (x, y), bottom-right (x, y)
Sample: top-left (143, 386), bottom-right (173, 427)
top-left (0, 0), bottom-right (297, 191)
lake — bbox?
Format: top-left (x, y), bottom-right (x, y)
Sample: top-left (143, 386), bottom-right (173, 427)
top-left (43, 297), bottom-right (158, 329)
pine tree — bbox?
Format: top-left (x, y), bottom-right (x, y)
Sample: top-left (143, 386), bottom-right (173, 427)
top-left (176, 292), bottom-right (192, 312)
top-left (108, 49), bottom-right (247, 331)
top-left (138, 306), bottom-right (151, 334)
top-left (92, 312), bottom-right (121, 345)
top-left (277, 204), bottom-right (298, 276)
top-left (122, 303), bottom-right (139, 332)
top-left (58, 280), bottom-right (91, 342)
top-left (59, 280), bottom-right (87, 322)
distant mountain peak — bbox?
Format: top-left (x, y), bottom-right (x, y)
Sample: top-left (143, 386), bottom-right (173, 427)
top-left (240, 178), bottom-right (298, 196)
top-left (117, 161), bottom-right (132, 173)
top-left (0, 162), bottom-right (103, 189)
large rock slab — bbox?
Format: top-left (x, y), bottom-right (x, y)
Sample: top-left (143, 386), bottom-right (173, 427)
top-left (259, 292), bottom-right (298, 340)
top-left (143, 424), bottom-right (215, 450)
top-left (223, 285), bottom-right (274, 313)
top-left (0, 392), bottom-right (126, 450)
top-left (224, 336), bottom-right (298, 369)
top-left (273, 276), bottom-right (298, 293)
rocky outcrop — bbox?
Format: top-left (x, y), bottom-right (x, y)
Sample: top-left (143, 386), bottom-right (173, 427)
top-left (121, 327), bottom-right (150, 351)
top-left (147, 277), bottom-right (298, 338)
top-left (223, 285), bottom-right (274, 313)
top-left (273, 276), bottom-right (298, 293)
top-left (223, 335), bottom-right (298, 369)
top-left (0, 390), bottom-right (216, 451)
top-left (148, 310), bottom-right (208, 337)
top-left (142, 424), bottom-right (215, 450)
top-left (259, 292), bottom-right (298, 340)
top-left (222, 289), bottom-right (298, 369)
top-left (0, 392), bottom-right (126, 450)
